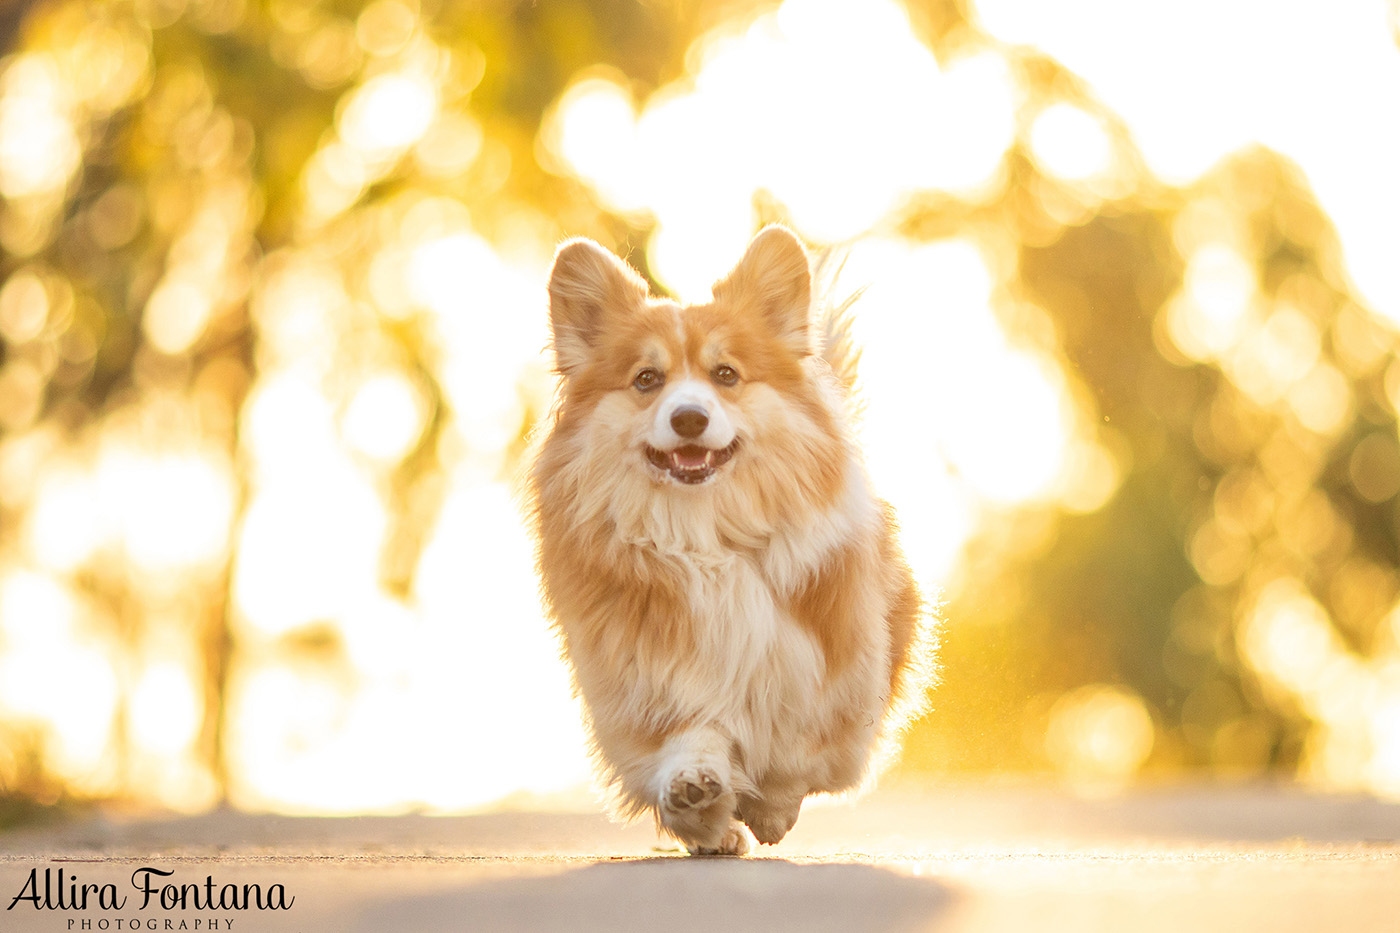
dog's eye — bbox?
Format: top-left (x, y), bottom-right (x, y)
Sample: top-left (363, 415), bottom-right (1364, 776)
top-left (713, 365), bottom-right (739, 387)
top-left (633, 368), bottom-right (664, 391)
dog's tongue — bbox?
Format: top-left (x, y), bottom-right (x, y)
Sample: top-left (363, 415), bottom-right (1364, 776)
top-left (671, 446), bottom-right (710, 469)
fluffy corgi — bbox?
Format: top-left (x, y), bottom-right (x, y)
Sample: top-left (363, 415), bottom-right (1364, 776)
top-left (529, 225), bottom-right (932, 855)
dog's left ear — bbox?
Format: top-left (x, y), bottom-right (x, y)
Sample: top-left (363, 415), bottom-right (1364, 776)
top-left (713, 225), bottom-right (812, 355)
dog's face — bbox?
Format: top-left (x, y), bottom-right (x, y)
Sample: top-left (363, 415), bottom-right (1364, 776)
top-left (546, 226), bottom-right (830, 490)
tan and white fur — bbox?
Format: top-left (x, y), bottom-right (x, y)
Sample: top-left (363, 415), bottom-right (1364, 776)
top-left (529, 225), bottom-right (932, 855)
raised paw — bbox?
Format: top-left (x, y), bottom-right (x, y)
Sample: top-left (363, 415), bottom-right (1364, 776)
top-left (688, 821), bottom-right (751, 857)
top-left (743, 809), bottom-right (798, 846)
top-left (739, 794), bottom-right (803, 846)
top-left (663, 767), bottom-right (724, 813)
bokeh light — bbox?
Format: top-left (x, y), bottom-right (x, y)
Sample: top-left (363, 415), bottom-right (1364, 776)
top-left (1044, 684), bottom-right (1155, 787)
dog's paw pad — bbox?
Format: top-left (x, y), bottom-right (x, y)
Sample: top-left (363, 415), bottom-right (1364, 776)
top-left (664, 769), bottom-right (723, 812)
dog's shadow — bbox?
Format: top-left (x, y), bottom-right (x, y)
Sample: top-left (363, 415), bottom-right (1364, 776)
top-left (350, 855), bottom-right (957, 932)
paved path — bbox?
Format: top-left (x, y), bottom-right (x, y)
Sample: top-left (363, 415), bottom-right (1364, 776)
top-left (2, 784), bottom-right (1398, 932)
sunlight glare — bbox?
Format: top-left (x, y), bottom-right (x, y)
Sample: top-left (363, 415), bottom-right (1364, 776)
top-left (919, 52), bottom-right (1018, 196)
top-left (411, 233), bottom-right (552, 456)
top-left (649, 212), bottom-right (756, 305)
top-left (252, 253), bottom-right (347, 370)
top-left (338, 72), bottom-right (438, 155)
top-left (849, 237), bottom-right (1072, 509)
top-left (1057, 438), bottom-right (1123, 514)
top-left (975, 0), bottom-right (1400, 324)
top-left (1164, 244), bottom-right (1257, 362)
top-left (1029, 103), bottom-right (1113, 182)
top-left (415, 112), bottom-right (484, 178)
top-left (0, 570), bottom-right (76, 650)
top-left (1368, 686), bottom-right (1400, 796)
top-left (412, 480), bottom-right (592, 808)
top-left (233, 462), bottom-right (387, 637)
top-left (341, 371), bottom-right (427, 464)
top-left (1044, 683), bottom-right (1155, 785)
top-left (226, 663), bottom-right (348, 811)
top-left (129, 661), bottom-right (203, 757)
top-left (236, 373), bottom-right (389, 635)
top-left (242, 373), bottom-right (339, 475)
top-left (832, 236), bottom-right (1085, 599)
top-left (547, 0), bottom-right (1019, 280)
top-left (0, 572), bottom-right (118, 785)
top-left (96, 443), bottom-right (236, 577)
top-left (228, 478), bottom-right (592, 813)
top-left (0, 54), bottom-right (82, 197)
top-left (301, 141), bottom-right (371, 224)
top-left (0, 268), bottom-right (51, 343)
top-left (62, 21), bottom-right (152, 114)
top-left (143, 275), bottom-right (215, 355)
top-left (27, 465), bottom-right (102, 572)
top-left (1287, 362), bottom-right (1353, 438)
top-left (545, 76), bottom-right (647, 215)
top-left (1225, 303), bottom-right (1322, 408)
top-left (1240, 578), bottom-right (1343, 703)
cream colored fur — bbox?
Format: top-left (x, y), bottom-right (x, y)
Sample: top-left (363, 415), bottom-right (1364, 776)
top-left (529, 225), bottom-right (931, 855)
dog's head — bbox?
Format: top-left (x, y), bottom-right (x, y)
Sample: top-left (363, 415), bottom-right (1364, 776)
top-left (545, 225), bottom-right (838, 490)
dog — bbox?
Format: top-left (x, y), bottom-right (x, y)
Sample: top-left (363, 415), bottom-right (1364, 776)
top-left (528, 225), bottom-right (932, 855)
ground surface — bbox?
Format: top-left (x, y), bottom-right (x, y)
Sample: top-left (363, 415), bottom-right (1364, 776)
top-left (1, 783), bottom-right (1398, 932)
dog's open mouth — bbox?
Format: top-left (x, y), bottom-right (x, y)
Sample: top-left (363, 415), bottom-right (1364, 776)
top-left (645, 439), bottom-right (739, 484)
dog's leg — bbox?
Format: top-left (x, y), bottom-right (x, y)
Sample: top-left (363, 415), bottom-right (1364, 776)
top-left (738, 778), bottom-right (807, 846)
top-left (652, 726), bottom-right (750, 855)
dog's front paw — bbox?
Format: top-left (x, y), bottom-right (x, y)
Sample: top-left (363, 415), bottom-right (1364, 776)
top-left (663, 767), bottom-right (725, 813)
top-left (654, 748), bottom-right (741, 853)
top-left (688, 821), bottom-right (751, 857)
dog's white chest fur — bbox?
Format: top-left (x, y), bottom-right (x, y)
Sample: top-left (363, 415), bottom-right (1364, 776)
top-left (677, 556), bottom-right (824, 774)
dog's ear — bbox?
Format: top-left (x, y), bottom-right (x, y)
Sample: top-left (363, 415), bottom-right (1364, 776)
top-left (547, 238), bottom-right (649, 375)
top-left (713, 225), bottom-right (812, 355)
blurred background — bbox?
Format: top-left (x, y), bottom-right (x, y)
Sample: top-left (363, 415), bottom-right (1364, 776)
top-left (1, 0), bottom-right (1399, 821)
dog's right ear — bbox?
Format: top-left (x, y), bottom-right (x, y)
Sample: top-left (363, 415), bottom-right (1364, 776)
top-left (712, 225), bottom-right (812, 357)
top-left (547, 239), bottom-right (649, 376)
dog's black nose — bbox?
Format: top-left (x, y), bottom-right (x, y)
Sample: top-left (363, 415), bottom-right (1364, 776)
top-left (671, 405), bottom-right (709, 439)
